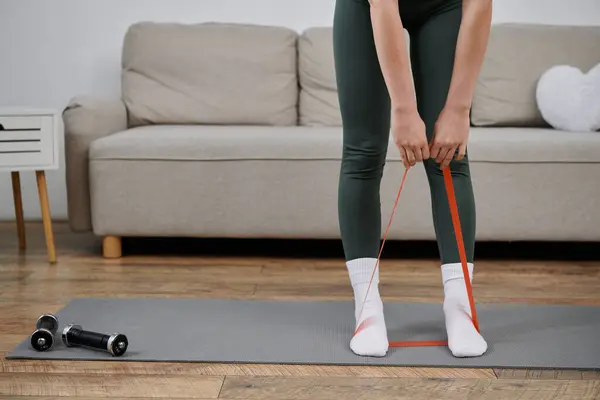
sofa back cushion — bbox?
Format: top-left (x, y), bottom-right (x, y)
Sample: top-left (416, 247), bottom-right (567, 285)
top-left (122, 22), bottom-right (299, 127)
top-left (471, 24), bottom-right (600, 127)
top-left (298, 27), bottom-right (341, 126)
top-left (298, 27), bottom-right (411, 126)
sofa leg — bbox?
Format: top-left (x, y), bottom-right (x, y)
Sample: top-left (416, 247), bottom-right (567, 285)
top-left (103, 236), bottom-right (122, 258)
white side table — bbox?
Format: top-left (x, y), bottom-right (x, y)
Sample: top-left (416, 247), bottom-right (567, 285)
top-left (0, 108), bottom-right (61, 264)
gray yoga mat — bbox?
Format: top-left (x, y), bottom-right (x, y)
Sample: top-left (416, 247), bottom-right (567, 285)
top-left (7, 298), bottom-right (600, 369)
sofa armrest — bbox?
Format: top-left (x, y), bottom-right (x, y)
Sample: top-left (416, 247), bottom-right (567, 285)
top-left (63, 96), bottom-right (128, 232)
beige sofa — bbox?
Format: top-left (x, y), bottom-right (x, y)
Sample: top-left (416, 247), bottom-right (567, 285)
top-left (63, 22), bottom-right (600, 258)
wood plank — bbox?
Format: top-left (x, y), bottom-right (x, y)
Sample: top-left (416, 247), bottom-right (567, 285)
top-left (0, 398), bottom-right (224, 400)
top-left (0, 398), bottom-right (228, 400)
top-left (0, 373), bottom-right (224, 398)
top-left (219, 376), bottom-right (600, 400)
top-left (1, 335), bottom-right (27, 353)
top-left (0, 357), bottom-right (494, 379)
top-left (0, 280), bottom-right (257, 303)
top-left (16, 265), bottom-right (264, 285)
top-left (494, 368), bottom-right (600, 380)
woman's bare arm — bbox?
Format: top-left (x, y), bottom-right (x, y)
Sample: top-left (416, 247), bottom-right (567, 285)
top-left (430, 0), bottom-right (493, 167)
top-left (369, 0), bottom-right (416, 113)
top-left (444, 0), bottom-right (493, 113)
top-left (369, 0), bottom-right (429, 166)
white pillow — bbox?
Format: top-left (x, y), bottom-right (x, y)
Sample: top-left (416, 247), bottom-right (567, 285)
top-left (536, 63), bottom-right (600, 132)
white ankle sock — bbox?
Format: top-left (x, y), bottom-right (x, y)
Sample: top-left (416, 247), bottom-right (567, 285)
top-left (442, 263), bottom-right (488, 358)
top-left (346, 258), bottom-right (388, 357)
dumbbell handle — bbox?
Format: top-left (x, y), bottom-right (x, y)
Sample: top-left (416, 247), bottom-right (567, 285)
top-left (62, 325), bottom-right (128, 356)
top-left (72, 328), bottom-right (108, 348)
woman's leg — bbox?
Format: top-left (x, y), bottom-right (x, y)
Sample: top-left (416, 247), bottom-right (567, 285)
top-left (334, 0), bottom-right (391, 357)
top-left (409, 1), bottom-right (487, 357)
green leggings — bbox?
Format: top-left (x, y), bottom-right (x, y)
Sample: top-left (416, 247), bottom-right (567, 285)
top-left (333, 0), bottom-right (475, 264)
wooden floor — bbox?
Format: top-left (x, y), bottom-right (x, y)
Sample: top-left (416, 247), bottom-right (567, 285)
top-left (1, 222), bottom-right (600, 399)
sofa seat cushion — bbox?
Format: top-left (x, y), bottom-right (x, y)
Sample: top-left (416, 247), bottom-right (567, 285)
top-left (88, 125), bottom-right (600, 241)
top-left (90, 125), bottom-right (600, 164)
top-left (466, 128), bottom-right (600, 163)
top-left (90, 125), bottom-right (344, 161)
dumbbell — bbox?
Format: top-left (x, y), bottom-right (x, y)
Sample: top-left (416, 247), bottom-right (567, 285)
top-left (62, 324), bottom-right (128, 357)
top-left (30, 314), bottom-right (59, 351)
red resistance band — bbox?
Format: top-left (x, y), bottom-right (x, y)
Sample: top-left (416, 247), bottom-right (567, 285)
top-left (353, 167), bottom-right (480, 348)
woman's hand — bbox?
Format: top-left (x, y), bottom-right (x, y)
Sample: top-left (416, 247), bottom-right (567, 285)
top-left (392, 108), bottom-right (430, 169)
top-left (429, 106), bottom-right (470, 169)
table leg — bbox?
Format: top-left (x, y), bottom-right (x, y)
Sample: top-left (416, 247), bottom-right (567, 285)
top-left (11, 171), bottom-right (26, 250)
top-left (35, 171), bottom-right (56, 263)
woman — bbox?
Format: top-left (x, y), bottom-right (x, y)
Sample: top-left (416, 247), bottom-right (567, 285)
top-left (333, 0), bottom-right (492, 358)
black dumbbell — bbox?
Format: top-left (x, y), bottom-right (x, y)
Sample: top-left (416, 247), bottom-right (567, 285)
top-left (30, 314), bottom-right (59, 351)
top-left (62, 324), bottom-right (128, 357)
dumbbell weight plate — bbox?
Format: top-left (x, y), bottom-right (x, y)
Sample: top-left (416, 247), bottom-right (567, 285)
top-left (30, 314), bottom-right (59, 352)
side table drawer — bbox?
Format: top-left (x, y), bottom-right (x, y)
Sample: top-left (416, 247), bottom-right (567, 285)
top-left (0, 115), bottom-right (55, 168)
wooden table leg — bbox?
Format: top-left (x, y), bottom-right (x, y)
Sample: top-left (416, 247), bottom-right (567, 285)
top-left (35, 170), bottom-right (56, 264)
top-left (11, 171), bottom-right (26, 250)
